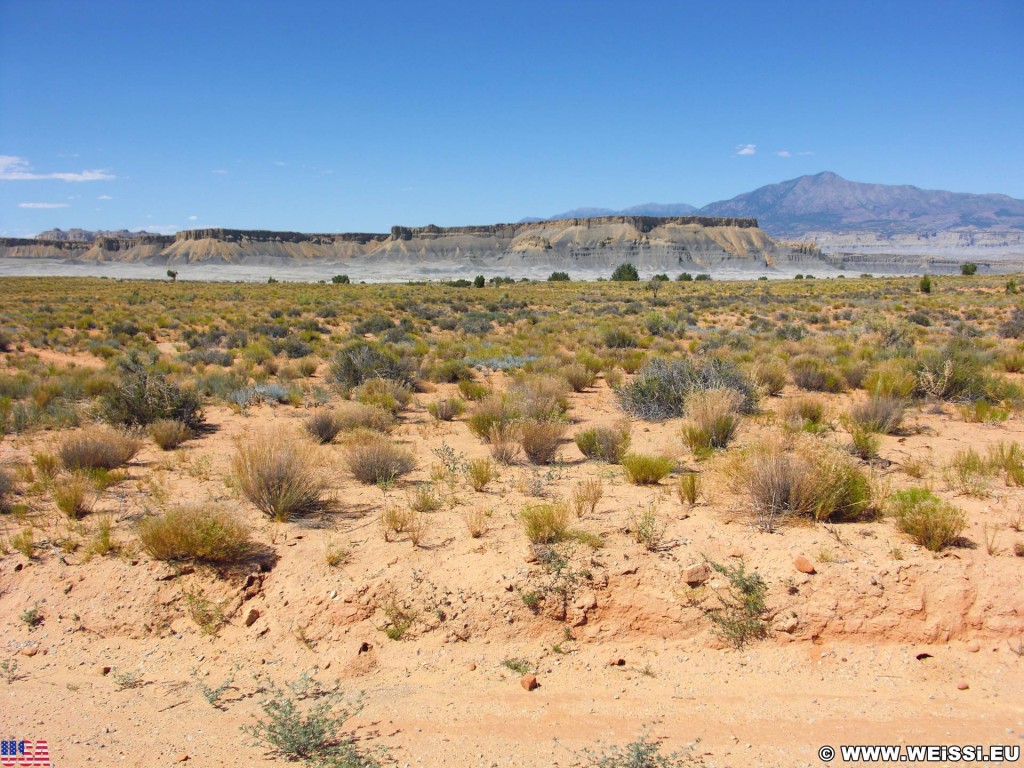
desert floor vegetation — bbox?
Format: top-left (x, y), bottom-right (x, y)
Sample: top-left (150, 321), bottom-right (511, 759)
top-left (1, 273), bottom-right (1023, 765)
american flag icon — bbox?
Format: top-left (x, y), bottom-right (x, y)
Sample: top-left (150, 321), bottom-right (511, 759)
top-left (0, 739), bottom-right (50, 767)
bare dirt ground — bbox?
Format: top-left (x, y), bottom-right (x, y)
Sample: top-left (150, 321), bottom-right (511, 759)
top-left (2, 368), bottom-right (1023, 767)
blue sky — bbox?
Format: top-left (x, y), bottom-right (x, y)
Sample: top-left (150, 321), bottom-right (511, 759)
top-left (1, 0), bottom-right (1022, 236)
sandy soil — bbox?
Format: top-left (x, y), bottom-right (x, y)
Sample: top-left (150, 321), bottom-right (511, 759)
top-left (1, 367), bottom-right (1023, 767)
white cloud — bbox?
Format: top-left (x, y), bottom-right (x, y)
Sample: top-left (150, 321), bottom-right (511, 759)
top-left (188, 215), bottom-right (198, 221)
top-left (797, 150), bottom-right (816, 156)
top-left (98, 194), bottom-right (113, 200)
top-left (775, 150), bottom-right (792, 158)
top-left (0, 155), bottom-right (115, 182)
top-left (274, 161), bottom-right (286, 166)
top-left (734, 144), bottom-right (756, 156)
top-left (212, 169), bottom-right (229, 175)
top-left (19, 202), bottom-right (69, 209)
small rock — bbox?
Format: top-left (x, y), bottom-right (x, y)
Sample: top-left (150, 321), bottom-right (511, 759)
top-left (682, 563), bottom-right (711, 586)
top-left (244, 609), bottom-right (260, 628)
top-left (466, 662), bottom-right (476, 672)
top-left (967, 642), bottom-right (981, 653)
top-left (728, 549), bottom-right (743, 558)
top-left (177, 753), bottom-right (190, 762)
top-left (357, 641), bottom-right (371, 655)
top-left (957, 681), bottom-right (969, 690)
top-left (523, 546), bottom-right (538, 564)
top-left (20, 646), bottom-right (38, 657)
top-left (520, 674), bottom-right (539, 691)
top-left (794, 556), bottom-right (817, 575)
top-left (772, 613), bottom-right (799, 634)
top-left (608, 658), bottom-right (625, 667)
top-left (99, 665), bottom-right (111, 676)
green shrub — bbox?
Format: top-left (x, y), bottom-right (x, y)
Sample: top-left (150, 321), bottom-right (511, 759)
top-left (331, 401), bottom-right (396, 433)
top-left (847, 395), bottom-right (905, 434)
top-left (790, 355), bottom-right (845, 393)
top-left (563, 363), bottom-right (596, 392)
top-left (58, 426), bottom-right (142, 471)
top-left (548, 271), bottom-right (570, 282)
top-left (345, 434), bottom-right (416, 484)
top-left (53, 472), bottom-right (95, 519)
top-left (961, 262), bottom-right (978, 276)
top-left (986, 441), bottom-right (1024, 486)
top-left (467, 394), bottom-right (519, 440)
top-left (0, 468), bottom-right (12, 513)
top-left (508, 374), bottom-right (569, 421)
top-left (582, 733), bottom-right (694, 767)
top-left (621, 453), bottom-right (675, 485)
top-left (890, 488), bottom-right (966, 551)
top-left (520, 502), bottom-right (570, 543)
top-left (574, 423), bottom-right (631, 463)
top-left (101, 361), bottom-right (204, 430)
top-left (457, 379), bottom-right (488, 401)
top-left (427, 397), bottom-right (465, 422)
top-left (611, 263), bottom-right (639, 282)
top-left (616, 357), bottom-right (758, 421)
top-left (353, 377), bottom-right (412, 414)
top-left (138, 506), bottom-right (253, 563)
top-left (781, 396), bottom-right (829, 433)
top-left (232, 431), bottom-right (329, 520)
top-left (705, 560), bottom-right (769, 648)
top-left (945, 447), bottom-right (995, 497)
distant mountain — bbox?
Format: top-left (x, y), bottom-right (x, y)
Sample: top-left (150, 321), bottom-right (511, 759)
top-left (526, 173), bottom-right (1024, 240)
top-left (700, 172), bottom-right (1024, 238)
top-left (521, 202), bottom-right (697, 223)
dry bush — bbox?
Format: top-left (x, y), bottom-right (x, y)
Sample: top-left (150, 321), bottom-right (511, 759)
top-left (621, 453), bottom-right (676, 485)
top-left (353, 378), bottom-right (412, 414)
top-left (677, 472), bottom-right (701, 505)
top-left (149, 419), bottom-right (192, 450)
top-left (232, 430), bottom-right (329, 521)
top-left (790, 355), bottom-right (845, 393)
top-left (0, 468), bottom-right (13, 514)
top-left (407, 483), bottom-right (442, 514)
top-left (488, 424), bottom-right (522, 464)
top-left (303, 409), bottom-right (346, 444)
top-left (465, 458), bottom-right (497, 491)
top-left (381, 505), bottom-right (411, 541)
top-left (681, 388), bottom-right (743, 454)
top-left (570, 478), bottom-right (603, 518)
top-left (53, 472), bottom-right (95, 519)
top-left (889, 488), bottom-right (966, 552)
top-left (563, 363), bottom-right (596, 392)
top-left (574, 422), bottom-right (631, 463)
top-left (509, 375), bottom-right (569, 421)
top-left (467, 394), bottom-right (519, 441)
top-left (847, 395), bottom-right (905, 434)
top-left (781, 396), bottom-right (829, 431)
top-left (345, 433), bottom-right (416, 485)
top-left (520, 419), bottom-right (567, 465)
top-left (333, 401), bottom-right (396, 433)
top-left (464, 507), bottom-right (490, 538)
top-left (520, 502), bottom-right (570, 543)
top-left (727, 436), bottom-right (872, 531)
top-left (138, 506), bottom-right (253, 563)
top-left (751, 357), bottom-right (787, 396)
top-left (58, 426), bottom-right (142, 471)
top-left (944, 448), bottom-right (995, 497)
top-left (427, 396), bottom-right (465, 422)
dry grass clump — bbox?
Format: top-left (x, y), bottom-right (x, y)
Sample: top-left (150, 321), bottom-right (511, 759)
top-left (520, 502), bottom-right (570, 543)
top-left (780, 396), bottom-right (829, 432)
top-left (727, 436), bottom-right (873, 530)
top-left (488, 424), bottom-right (522, 464)
top-left (138, 505), bottom-right (253, 563)
top-left (509, 375), bottom-right (570, 421)
top-left (58, 425), bottom-right (143, 471)
top-left (53, 472), bottom-right (96, 519)
top-left (465, 458), bottom-right (497, 491)
top-left (790, 355), bottom-right (846, 393)
top-left (677, 472), bottom-right (702, 505)
top-left (303, 409), bottom-right (346, 444)
top-left (467, 394), bottom-right (519, 441)
top-left (464, 507), bottom-right (490, 538)
top-left (345, 433), bottom-right (416, 485)
top-left (574, 422), bottom-right (631, 463)
top-left (427, 396), bottom-right (466, 422)
top-left (333, 401), bottom-right (396, 433)
top-left (889, 488), bottom-right (966, 552)
top-left (520, 419), bottom-right (567, 465)
top-left (353, 377), bottom-right (412, 414)
top-left (750, 357), bottom-right (788, 396)
top-left (563, 363), bottom-right (597, 392)
top-left (0, 468), bottom-right (13, 514)
top-left (847, 395), bottom-right (905, 434)
top-left (944, 447), bottom-right (995, 497)
top-left (149, 419), bottom-right (192, 450)
top-left (232, 430), bottom-right (330, 520)
top-left (681, 388), bottom-right (743, 454)
top-left (570, 478), bottom-right (603, 518)
top-left (621, 453), bottom-right (676, 485)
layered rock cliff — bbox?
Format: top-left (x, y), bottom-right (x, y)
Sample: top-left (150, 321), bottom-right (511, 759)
top-left (1, 216), bottom-right (819, 274)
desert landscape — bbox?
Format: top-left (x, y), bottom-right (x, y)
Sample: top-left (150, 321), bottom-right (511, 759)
top-left (1, 272), bottom-right (1023, 766)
